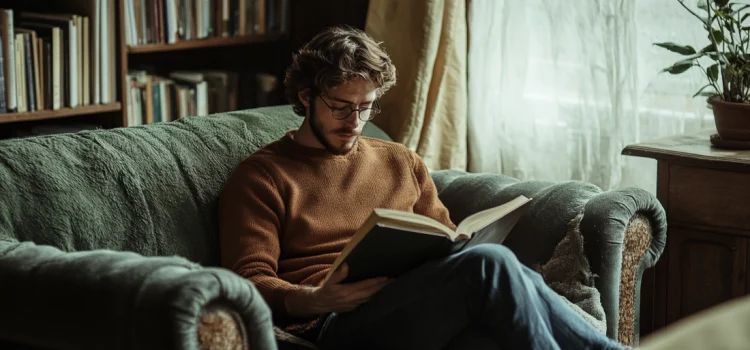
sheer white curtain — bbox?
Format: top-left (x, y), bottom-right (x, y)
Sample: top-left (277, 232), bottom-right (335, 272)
top-left (468, 0), bottom-right (715, 193)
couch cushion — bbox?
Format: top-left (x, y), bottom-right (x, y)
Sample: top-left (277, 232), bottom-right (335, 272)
top-left (0, 105), bottom-right (390, 265)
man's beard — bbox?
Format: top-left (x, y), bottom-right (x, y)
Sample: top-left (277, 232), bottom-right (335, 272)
top-left (309, 107), bottom-right (358, 155)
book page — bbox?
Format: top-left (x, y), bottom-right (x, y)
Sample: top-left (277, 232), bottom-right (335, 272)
top-left (373, 208), bottom-right (459, 240)
top-left (456, 195), bottom-right (531, 236)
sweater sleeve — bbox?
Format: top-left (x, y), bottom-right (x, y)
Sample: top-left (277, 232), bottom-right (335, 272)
top-left (410, 151), bottom-right (458, 231)
top-left (218, 160), bottom-right (302, 316)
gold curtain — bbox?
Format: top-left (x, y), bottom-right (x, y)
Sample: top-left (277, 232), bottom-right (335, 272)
top-left (365, 0), bottom-right (468, 171)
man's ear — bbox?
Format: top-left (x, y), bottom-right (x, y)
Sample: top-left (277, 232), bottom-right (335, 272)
top-left (298, 89), bottom-right (312, 108)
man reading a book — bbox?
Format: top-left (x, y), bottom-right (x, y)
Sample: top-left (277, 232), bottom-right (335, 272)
top-left (218, 26), bottom-right (628, 350)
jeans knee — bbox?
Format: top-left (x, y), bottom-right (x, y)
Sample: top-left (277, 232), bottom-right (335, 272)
top-left (458, 244), bottom-right (519, 272)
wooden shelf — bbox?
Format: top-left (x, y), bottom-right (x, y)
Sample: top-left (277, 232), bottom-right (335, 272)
top-left (0, 103), bottom-right (122, 124)
top-left (127, 34), bottom-right (283, 54)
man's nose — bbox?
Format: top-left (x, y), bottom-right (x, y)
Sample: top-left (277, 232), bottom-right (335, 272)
top-left (343, 110), bottom-right (362, 127)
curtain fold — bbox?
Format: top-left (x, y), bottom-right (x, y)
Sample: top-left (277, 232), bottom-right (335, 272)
top-left (365, 0), bottom-right (468, 171)
top-left (466, 0), bottom-right (714, 192)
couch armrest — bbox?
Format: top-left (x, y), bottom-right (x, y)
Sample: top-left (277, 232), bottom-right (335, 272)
top-left (430, 170), bottom-right (667, 345)
top-left (580, 188), bottom-right (667, 345)
top-left (0, 240), bottom-right (277, 350)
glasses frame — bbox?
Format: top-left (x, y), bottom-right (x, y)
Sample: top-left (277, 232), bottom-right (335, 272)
top-left (317, 94), bottom-right (381, 122)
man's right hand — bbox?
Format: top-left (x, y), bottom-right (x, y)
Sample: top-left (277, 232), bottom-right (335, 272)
top-left (284, 264), bottom-right (390, 317)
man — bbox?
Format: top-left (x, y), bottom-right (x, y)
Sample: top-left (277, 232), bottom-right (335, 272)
top-left (219, 25), bottom-right (628, 350)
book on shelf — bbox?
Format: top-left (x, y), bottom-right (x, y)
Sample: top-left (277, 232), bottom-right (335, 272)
top-left (320, 195), bottom-right (533, 286)
top-left (0, 30), bottom-right (5, 113)
top-left (126, 69), bottom-right (279, 126)
top-left (0, 9), bottom-right (16, 113)
top-left (123, 0), bottom-right (290, 47)
top-left (0, 1), bottom-right (116, 115)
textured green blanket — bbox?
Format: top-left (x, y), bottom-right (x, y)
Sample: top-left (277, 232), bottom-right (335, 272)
top-left (0, 107), bottom-right (294, 263)
top-left (0, 106), bottom-right (388, 265)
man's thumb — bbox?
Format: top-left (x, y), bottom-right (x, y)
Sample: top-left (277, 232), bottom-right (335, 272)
top-left (329, 263), bottom-right (349, 284)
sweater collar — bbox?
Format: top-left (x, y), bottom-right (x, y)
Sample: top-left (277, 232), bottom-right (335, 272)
top-left (280, 129), bottom-right (362, 159)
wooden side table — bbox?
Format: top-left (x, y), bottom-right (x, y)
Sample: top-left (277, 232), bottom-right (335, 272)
top-left (622, 128), bottom-right (750, 337)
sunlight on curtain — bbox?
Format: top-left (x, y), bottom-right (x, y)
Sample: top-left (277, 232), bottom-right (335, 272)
top-left (468, 0), bottom-right (715, 193)
top-left (366, 0), bottom-right (468, 171)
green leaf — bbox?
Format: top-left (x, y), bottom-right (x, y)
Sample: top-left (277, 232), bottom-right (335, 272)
top-left (693, 84), bottom-right (717, 97)
top-left (711, 29), bottom-right (725, 43)
top-left (653, 42), bottom-right (697, 55)
top-left (681, 52), bottom-right (707, 62)
top-left (700, 43), bottom-right (717, 53)
top-left (662, 61), bottom-right (696, 74)
top-left (742, 13), bottom-right (750, 23)
top-left (725, 19), bottom-right (736, 32)
top-left (708, 63), bottom-right (720, 82)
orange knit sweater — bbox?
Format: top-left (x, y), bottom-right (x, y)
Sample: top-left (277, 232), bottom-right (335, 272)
top-left (218, 130), bottom-right (456, 322)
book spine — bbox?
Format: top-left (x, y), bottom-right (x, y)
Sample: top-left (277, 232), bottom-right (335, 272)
top-left (14, 34), bottom-right (25, 113)
top-left (52, 28), bottom-right (61, 110)
top-left (140, 0), bottom-right (148, 44)
top-left (157, 0), bottom-right (164, 44)
top-left (44, 40), bottom-right (51, 110)
top-left (169, 81), bottom-right (177, 119)
top-left (152, 80), bottom-right (161, 122)
top-left (23, 33), bottom-right (35, 112)
top-left (34, 37), bottom-right (42, 110)
top-left (0, 31), bottom-right (6, 113)
top-left (99, 0), bottom-right (110, 103)
top-left (76, 16), bottom-right (83, 107)
top-left (3, 10), bottom-right (17, 112)
top-left (93, 0), bottom-right (100, 105)
top-left (68, 19), bottom-right (78, 108)
top-left (83, 16), bottom-right (89, 106)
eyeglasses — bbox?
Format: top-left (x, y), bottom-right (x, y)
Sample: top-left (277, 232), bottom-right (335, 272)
top-left (317, 95), bottom-right (381, 121)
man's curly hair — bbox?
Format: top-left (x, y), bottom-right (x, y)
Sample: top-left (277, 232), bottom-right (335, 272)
top-left (284, 25), bottom-right (397, 116)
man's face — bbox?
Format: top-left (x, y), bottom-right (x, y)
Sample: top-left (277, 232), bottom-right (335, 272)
top-left (305, 79), bottom-right (378, 155)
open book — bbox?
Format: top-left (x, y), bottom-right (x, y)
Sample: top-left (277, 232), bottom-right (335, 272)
top-left (321, 195), bottom-right (532, 286)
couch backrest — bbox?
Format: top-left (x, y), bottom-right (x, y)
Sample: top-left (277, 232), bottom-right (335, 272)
top-left (0, 105), bottom-right (391, 266)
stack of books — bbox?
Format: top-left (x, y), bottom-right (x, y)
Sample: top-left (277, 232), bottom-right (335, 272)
top-left (0, 2), bottom-right (116, 113)
top-left (123, 0), bottom-right (290, 46)
top-left (125, 69), bottom-right (280, 126)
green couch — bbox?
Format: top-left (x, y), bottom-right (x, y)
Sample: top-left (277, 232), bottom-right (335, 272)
top-left (0, 105), bottom-right (666, 349)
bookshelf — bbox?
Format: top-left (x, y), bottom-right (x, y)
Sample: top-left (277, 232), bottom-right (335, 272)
top-left (0, 102), bottom-right (121, 124)
top-left (0, 0), bottom-right (289, 139)
top-left (127, 33), bottom-right (283, 54)
top-left (118, 0), bottom-right (289, 130)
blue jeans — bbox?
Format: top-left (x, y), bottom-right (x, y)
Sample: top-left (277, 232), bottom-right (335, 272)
top-left (316, 244), bottom-right (626, 350)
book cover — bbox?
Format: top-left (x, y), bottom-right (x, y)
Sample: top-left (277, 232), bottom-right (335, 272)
top-left (321, 195), bottom-right (532, 285)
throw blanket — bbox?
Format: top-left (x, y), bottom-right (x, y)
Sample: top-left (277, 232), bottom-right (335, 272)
top-left (533, 212), bottom-right (607, 335)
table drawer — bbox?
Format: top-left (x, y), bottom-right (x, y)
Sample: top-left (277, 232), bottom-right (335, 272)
top-left (668, 164), bottom-right (750, 231)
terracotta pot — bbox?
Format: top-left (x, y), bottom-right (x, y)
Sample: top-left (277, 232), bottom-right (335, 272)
top-left (709, 96), bottom-right (750, 141)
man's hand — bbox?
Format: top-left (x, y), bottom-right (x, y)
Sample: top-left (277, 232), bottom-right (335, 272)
top-left (285, 264), bottom-right (390, 317)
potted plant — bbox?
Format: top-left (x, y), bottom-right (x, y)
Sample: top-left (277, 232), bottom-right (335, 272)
top-left (656, 0), bottom-right (750, 142)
